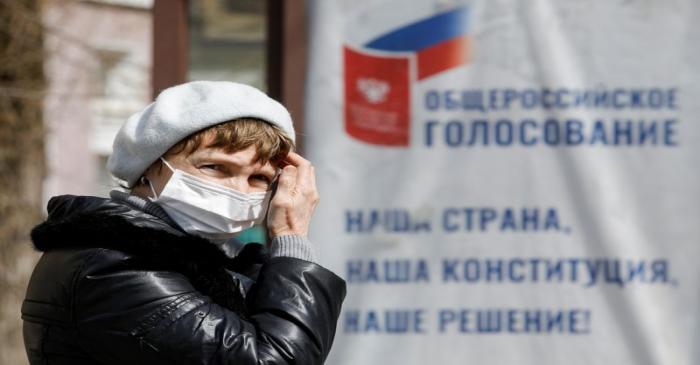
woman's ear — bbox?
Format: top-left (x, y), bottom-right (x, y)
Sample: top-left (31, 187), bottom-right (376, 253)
top-left (142, 159), bottom-right (164, 180)
top-left (127, 156), bottom-right (166, 198)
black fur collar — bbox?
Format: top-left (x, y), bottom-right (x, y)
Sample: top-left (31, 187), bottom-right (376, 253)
top-left (30, 195), bottom-right (269, 314)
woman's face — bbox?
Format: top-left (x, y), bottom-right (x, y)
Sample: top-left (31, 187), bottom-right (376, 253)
top-left (139, 133), bottom-right (279, 199)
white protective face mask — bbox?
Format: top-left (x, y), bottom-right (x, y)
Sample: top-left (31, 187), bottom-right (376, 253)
top-left (148, 158), bottom-right (273, 241)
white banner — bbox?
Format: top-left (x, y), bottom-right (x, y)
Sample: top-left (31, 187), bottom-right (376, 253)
top-left (305, 1), bottom-right (700, 364)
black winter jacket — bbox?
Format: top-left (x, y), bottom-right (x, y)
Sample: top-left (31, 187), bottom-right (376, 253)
top-left (21, 195), bottom-right (346, 364)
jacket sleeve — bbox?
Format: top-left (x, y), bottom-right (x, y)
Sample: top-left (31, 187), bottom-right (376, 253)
top-left (74, 250), bottom-right (346, 365)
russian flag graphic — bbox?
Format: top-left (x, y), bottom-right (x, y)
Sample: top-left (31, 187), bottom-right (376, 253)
top-left (344, 7), bottom-right (471, 146)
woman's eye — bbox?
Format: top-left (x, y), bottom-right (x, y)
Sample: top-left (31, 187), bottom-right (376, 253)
top-left (200, 164), bottom-right (222, 171)
top-left (251, 175), bottom-right (271, 184)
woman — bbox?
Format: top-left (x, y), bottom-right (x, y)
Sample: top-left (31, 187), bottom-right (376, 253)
top-left (22, 81), bottom-right (346, 364)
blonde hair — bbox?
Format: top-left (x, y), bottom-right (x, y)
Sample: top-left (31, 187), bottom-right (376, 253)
top-left (165, 118), bottom-right (295, 164)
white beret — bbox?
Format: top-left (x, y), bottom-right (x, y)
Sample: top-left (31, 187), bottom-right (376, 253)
top-left (107, 81), bottom-right (295, 187)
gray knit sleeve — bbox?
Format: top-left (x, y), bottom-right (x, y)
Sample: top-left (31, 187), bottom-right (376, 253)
top-left (269, 235), bottom-right (319, 263)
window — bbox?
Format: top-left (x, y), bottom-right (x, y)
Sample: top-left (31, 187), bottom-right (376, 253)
top-left (189, 0), bottom-right (267, 90)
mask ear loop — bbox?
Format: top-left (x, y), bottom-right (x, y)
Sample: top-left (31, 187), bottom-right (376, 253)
top-left (262, 169), bottom-right (282, 225)
top-left (272, 169), bottom-right (282, 187)
top-left (143, 157), bottom-right (174, 201)
top-left (159, 157), bottom-right (175, 172)
top-left (141, 176), bottom-right (159, 201)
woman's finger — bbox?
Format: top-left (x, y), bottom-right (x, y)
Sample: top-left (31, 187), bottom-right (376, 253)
top-left (275, 165), bottom-right (297, 197)
top-left (284, 152), bottom-right (307, 166)
top-left (285, 152), bottom-right (314, 191)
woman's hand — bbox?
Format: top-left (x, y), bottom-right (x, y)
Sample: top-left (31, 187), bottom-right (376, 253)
top-left (267, 152), bottom-right (319, 238)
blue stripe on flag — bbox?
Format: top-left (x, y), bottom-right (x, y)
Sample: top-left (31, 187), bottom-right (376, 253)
top-left (364, 7), bottom-right (469, 52)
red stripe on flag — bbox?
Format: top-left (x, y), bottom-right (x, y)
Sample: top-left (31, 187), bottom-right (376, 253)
top-left (417, 35), bottom-right (470, 80)
top-left (344, 46), bottom-right (411, 146)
